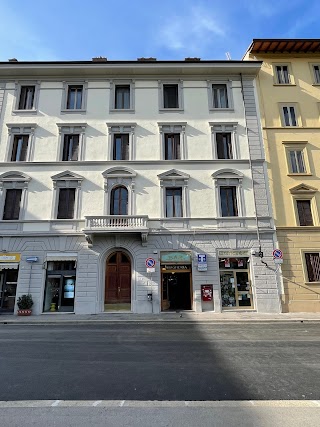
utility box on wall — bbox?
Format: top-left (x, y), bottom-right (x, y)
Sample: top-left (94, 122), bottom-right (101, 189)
top-left (201, 285), bottom-right (214, 312)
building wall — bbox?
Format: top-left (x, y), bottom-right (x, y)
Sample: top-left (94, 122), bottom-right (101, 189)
top-left (246, 52), bottom-right (320, 312)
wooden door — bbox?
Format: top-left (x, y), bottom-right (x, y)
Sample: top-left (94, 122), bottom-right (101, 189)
top-left (105, 252), bottom-right (131, 304)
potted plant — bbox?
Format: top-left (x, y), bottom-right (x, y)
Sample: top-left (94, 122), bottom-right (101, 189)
top-left (17, 294), bottom-right (33, 316)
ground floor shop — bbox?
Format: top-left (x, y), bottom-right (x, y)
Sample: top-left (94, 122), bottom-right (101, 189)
top-left (0, 232), bottom-right (281, 315)
top-left (277, 228), bottom-right (320, 312)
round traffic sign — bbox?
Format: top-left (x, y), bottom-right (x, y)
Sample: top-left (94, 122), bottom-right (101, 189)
top-left (273, 249), bottom-right (283, 259)
top-left (145, 257), bottom-right (156, 268)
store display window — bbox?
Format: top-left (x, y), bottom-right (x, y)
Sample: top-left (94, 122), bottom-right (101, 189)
top-left (43, 261), bottom-right (76, 312)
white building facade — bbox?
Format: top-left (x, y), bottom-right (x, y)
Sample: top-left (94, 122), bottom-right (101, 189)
top-left (0, 59), bottom-right (281, 315)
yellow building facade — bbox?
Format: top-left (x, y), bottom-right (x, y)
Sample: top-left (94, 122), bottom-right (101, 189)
top-left (245, 39), bottom-right (320, 312)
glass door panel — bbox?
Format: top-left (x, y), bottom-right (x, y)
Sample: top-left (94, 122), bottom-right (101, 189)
top-left (220, 272), bottom-right (236, 307)
top-left (43, 276), bottom-right (61, 312)
top-left (236, 271), bottom-right (252, 307)
top-left (0, 270), bottom-right (18, 313)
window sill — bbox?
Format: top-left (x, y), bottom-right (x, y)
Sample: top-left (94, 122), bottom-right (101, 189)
top-left (209, 108), bottom-right (234, 112)
top-left (312, 83), bottom-right (320, 86)
top-left (110, 109), bottom-right (135, 113)
top-left (305, 282), bottom-right (320, 286)
top-left (273, 83), bottom-right (296, 86)
top-left (159, 108), bottom-right (184, 112)
top-left (12, 109), bottom-right (38, 114)
top-left (287, 173), bottom-right (312, 176)
top-left (61, 109), bottom-right (86, 113)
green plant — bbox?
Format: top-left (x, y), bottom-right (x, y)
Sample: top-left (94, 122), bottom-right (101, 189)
top-left (17, 294), bottom-right (33, 310)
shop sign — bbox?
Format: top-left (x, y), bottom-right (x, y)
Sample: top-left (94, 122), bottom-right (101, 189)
top-left (201, 285), bottom-right (213, 301)
top-left (198, 264), bottom-right (207, 271)
top-left (160, 252), bottom-right (192, 263)
top-left (219, 250), bottom-right (249, 257)
top-left (161, 264), bottom-right (190, 271)
top-left (0, 253), bottom-right (21, 262)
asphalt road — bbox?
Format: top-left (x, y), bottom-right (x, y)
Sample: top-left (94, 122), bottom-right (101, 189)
top-left (0, 322), bottom-right (319, 401)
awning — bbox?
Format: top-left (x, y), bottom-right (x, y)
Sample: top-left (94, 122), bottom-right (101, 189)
top-left (0, 263), bottom-right (19, 270)
top-left (46, 254), bottom-right (77, 261)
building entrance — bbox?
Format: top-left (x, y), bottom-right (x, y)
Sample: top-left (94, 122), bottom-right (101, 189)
top-left (0, 269), bottom-right (18, 314)
top-left (105, 251), bottom-right (131, 311)
top-left (161, 268), bottom-right (192, 311)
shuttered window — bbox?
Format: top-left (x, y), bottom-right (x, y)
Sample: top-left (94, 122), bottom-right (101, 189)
top-left (212, 84), bottom-right (229, 108)
top-left (11, 135), bottom-right (29, 161)
top-left (57, 189), bottom-right (76, 219)
top-left (216, 133), bottom-right (233, 159)
top-left (66, 85), bottom-right (83, 109)
top-left (305, 253), bottom-right (320, 282)
top-left (165, 134), bottom-right (180, 160)
top-left (297, 200), bottom-right (313, 226)
top-left (115, 85), bottom-right (130, 109)
top-left (163, 84), bottom-right (179, 108)
top-left (276, 65), bottom-right (290, 84)
top-left (110, 186), bottom-right (128, 215)
top-left (3, 189), bottom-right (22, 220)
top-left (113, 134), bottom-right (129, 160)
top-left (62, 135), bottom-right (79, 161)
top-left (18, 86), bottom-right (35, 109)
top-left (220, 186), bottom-right (238, 217)
top-left (166, 188), bottom-right (182, 217)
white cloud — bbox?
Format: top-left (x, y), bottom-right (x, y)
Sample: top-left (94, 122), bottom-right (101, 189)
top-left (0, 2), bottom-right (58, 61)
top-left (158, 5), bottom-right (227, 55)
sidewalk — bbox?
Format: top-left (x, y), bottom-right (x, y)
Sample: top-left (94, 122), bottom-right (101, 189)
top-left (1, 311), bottom-right (320, 324)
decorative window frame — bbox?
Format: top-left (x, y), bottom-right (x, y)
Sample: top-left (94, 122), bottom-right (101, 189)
top-left (102, 167), bottom-right (136, 215)
top-left (157, 169), bottom-right (190, 218)
top-left (309, 63), bottom-right (320, 85)
top-left (272, 63), bottom-right (295, 85)
top-left (212, 169), bottom-right (245, 217)
top-left (289, 183), bottom-right (318, 226)
top-left (51, 171), bottom-right (84, 219)
top-left (301, 249), bottom-right (320, 284)
top-left (279, 103), bottom-right (301, 127)
top-left (56, 123), bottom-right (87, 161)
top-left (61, 81), bottom-right (88, 113)
top-left (158, 80), bottom-right (184, 112)
top-left (106, 123), bottom-right (136, 161)
top-left (209, 122), bottom-right (238, 160)
top-left (13, 81), bottom-right (40, 114)
top-left (5, 123), bottom-right (37, 162)
top-left (207, 80), bottom-right (234, 111)
top-left (109, 80), bottom-right (135, 112)
top-left (158, 122), bottom-right (187, 160)
top-left (282, 141), bottom-right (311, 176)
top-left (0, 171), bottom-right (31, 220)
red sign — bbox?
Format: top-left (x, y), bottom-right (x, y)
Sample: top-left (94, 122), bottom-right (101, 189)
top-left (201, 285), bottom-right (213, 302)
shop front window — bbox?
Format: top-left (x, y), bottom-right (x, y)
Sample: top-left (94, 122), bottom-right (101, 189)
top-left (43, 261), bottom-right (76, 312)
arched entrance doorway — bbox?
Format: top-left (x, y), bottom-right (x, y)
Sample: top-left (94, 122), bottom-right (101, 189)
top-left (105, 251), bottom-right (131, 311)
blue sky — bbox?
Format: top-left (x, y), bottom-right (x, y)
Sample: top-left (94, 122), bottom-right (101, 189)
top-left (0, 0), bottom-right (319, 61)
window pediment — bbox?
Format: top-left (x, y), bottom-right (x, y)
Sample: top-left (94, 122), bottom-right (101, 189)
top-left (51, 170), bottom-right (84, 181)
top-left (290, 183), bottom-right (318, 194)
top-left (212, 169), bottom-right (244, 180)
top-left (102, 167), bottom-right (136, 179)
top-left (0, 171), bottom-right (31, 182)
top-left (158, 169), bottom-right (190, 180)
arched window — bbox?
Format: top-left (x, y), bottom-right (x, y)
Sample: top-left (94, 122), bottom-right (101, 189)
top-left (110, 186), bottom-right (128, 215)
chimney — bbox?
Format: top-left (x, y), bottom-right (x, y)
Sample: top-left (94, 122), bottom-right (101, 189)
top-left (185, 57), bottom-right (201, 61)
top-left (92, 56), bottom-right (107, 62)
top-left (9, 58), bottom-right (18, 62)
top-left (137, 57), bottom-right (157, 62)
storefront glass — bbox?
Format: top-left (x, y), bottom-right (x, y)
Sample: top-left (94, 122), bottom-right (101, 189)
top-left (0, 269), bottom-right (18, 313)
top-left (43, 261), bottom-right (76, 312)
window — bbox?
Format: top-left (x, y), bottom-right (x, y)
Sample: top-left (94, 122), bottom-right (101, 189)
top-left (313, 65), bottom-right (320, 84)
top-left (165, 134), bottom-right (180, 160)
top-left (57, 188), bottom-right (76, 219)
top-left (296, 200), bottom-right (313, 226)
top-left (282, 105), bottom-right (297, 126)
top-left (220, 186), bottom-right (238, 217)
top-left (158, 169), bottom-right (190, 218)
top-left (113, 134), bottom-right (129, 160)
top-left (62, 135), bottom-right (79, 161)
top-left (159, 81), bottom-right (183, 111)
top-left (212, 84), bottom-right (229, 108)
top-left (115, 85), bottom-right (130, 109)
top-left (11, 135), bottom-right (29, 161)
top-left (216, 133), bottom-right (233, 159)
top-left (289, 149), bottom-right (306, 173)
top-left (166, 188), bottom-right (182, 217)
top-left (66, 85), bottom-right (83, 109)
top-left (43, 260), bottom-right (76, 313)
top-left (51, 171), bottom-right (83, 220)
top-left (110, 186), bottom-right (128, 215)
top-left (103, 167), bottom-right (136, 215)
top-left (275, 65), bottom-right (290, 84)
top-left (107, 124), bottom-right (136, 161)
top-left (18, 86), bottom-right (35, 110)
top-left (2, 189), bottom-right (22, 220)
top-left (305, 253), bottom-right (320, 282)
top-left (163, 84), bottom-right (179, 108)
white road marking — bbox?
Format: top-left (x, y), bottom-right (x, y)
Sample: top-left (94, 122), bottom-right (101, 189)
top-left (0, 400), bottom-right (319, 408)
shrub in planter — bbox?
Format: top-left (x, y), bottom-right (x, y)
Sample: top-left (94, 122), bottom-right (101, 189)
top-left (17, 294), bottom-right (33, 316)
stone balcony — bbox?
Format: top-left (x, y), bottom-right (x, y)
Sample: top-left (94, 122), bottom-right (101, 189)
top-left (83, 215), bottom-right (149, 246)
